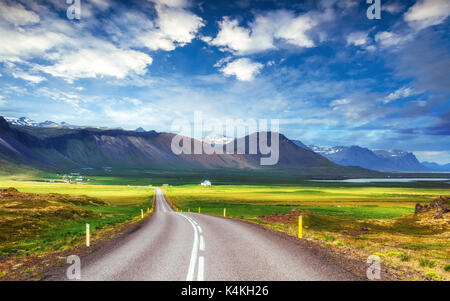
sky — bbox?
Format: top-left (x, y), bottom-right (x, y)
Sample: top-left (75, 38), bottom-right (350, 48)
top-left (0, 0), bottom-right (449, 163)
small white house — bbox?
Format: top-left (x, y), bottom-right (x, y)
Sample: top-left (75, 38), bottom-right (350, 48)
top-left (200, 180), bottom-right (211, 187)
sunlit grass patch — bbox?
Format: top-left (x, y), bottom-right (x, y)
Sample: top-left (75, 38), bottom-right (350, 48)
top-left (0, 182), bottom-right (154, 257)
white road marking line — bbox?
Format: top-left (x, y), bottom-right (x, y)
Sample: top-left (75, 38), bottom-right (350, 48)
top-left (197, 225), bottom-right (202, 233)
top-left (199, 235), bottom-right (205, 251)
top-left (197, 256), bottom-right (204, 281)
top-left (179, 214), bottom-right (199, 281)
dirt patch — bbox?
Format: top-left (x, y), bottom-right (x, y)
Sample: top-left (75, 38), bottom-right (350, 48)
top-left (342, 227), bottom-right (373, 237)
top-left (415, 195), bottom-right (450, 219)
top-left (259, 208), bottom-right (305, 225)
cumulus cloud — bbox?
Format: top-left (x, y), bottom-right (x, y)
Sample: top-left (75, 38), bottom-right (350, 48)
top-left (40, 46), bottom-right (153, 83)
top-left (219, 58), bottom-right (263, 81)
top-left (209, 10), bottom-right (320, 55)
top-left (139, 2), bottom-right (204, 51)
top-left (0, 1), bottom-right (40, 26)
top-left (404, 0), bottom-right (450, 30)
top-left (0, 26), bottom-right (70, 62)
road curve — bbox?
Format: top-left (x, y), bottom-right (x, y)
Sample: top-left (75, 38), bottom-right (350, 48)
top-left (50, 188), bottom-right (360, 281)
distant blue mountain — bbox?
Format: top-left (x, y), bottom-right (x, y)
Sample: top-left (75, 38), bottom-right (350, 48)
top-left (292, 140), bottom-right (430, 172)
top-left (421, 162), bottom-right (450, 172)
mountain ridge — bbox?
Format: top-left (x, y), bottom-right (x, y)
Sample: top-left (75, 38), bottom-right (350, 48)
top-left (0, 116), bottom-right (378, 177)
top-left (293, 142), bottom-right (430, 172)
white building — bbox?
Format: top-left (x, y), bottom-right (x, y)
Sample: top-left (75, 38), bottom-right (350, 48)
top-left (200, 180), bottom-right (211, 187)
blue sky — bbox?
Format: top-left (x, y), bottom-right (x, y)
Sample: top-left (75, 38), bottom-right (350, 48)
top-left (0, 0), bottom-right (449, 163)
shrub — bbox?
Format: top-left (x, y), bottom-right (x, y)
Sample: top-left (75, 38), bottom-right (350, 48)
top-left (387, 251), bottom-right (410, 261)
top-left (373, 252), bottom-right (385, 258)
top-left (323, 234), bottom-right (336, 242)
top-left (419, 258), bottom-right (436, 268)
top-left (425, 270), bottom-right (441, 281)
top-left (399, 253), bottom-right (411, 262)
top-left (443, 264), bottom-right (450, 272)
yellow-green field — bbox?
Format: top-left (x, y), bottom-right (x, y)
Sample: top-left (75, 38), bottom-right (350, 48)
top-left (163, 184), bottom-right (450, 219)
top-left (0, 177), bottom-right (153, 206)
top-left (0, 177), bottom-right (154, 269)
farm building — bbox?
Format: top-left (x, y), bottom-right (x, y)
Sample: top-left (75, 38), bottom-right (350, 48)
top-left (201, 180), bottom-right (211, 187)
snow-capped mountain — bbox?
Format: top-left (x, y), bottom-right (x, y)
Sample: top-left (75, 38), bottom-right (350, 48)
top-left (135, 127), bottom-right (146, 132)
top-left (305, 144), bottom-right (429, 172)
top-left (201, 134), bottom-right (233, 145)
top-left (5, 117), bottom-right (43, 127)
top-left (6, 116), bottom-right (84, 129)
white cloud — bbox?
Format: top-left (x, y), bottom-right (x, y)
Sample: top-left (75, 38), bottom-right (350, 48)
top-left (0, 1), bottom-right (40, 26)
top-left (346, 31), bottom-right (369, 46)
top-left (210, 17), bottom-right (274, 55)
top-left (0, 26), bottom-right (70, 62)
top-left (330, 98), bottom-right (351, 107)
top-left (382, 3), bottom-right (404, 14)
top-left (35, 87), bottom-right (87, 112)
top-left (383, 87), bottom-right (414, 103)
top-left (122, 97), bottom-right (143, 106)
top-left (404, 0), bottom-right (450, 30)
top-left (219, 58), bottom-right (263, 81)
top-left (139, 4), bottom-right (204, 51)
top-left (0, 95), bottom-right (5, 106)
top-left (12, 71), bottom-right (46, 84)
top-left (40, 46), bottom-right (153, 83)
top-left (374, 31), bottom-right (411, 48)
top-left (151, 0), bottom-right (188, 8)
top-left (209, 10), bottom-right (319, 55)
top-left (414, 150), bottom-right (450, 164)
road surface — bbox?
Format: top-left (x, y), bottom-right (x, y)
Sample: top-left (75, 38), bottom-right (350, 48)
top-left (51, 188), bottom-right (359, 281)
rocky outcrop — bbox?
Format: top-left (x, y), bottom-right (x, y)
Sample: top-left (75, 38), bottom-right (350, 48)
top-left (414, 196), bottom-right (450, 219)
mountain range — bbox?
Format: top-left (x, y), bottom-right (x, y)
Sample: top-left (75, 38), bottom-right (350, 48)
top-left (293, 143), bottom-right (447, 172)
top-left (2, 116), bottom-right (448, 174)
top-left (0, 116), bottom-right (376, 177)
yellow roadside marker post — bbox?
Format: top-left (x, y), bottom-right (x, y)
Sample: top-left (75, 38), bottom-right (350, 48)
top-left (86, 224), bottom-right (90, 247)
top-left (188, 208), bottom-right (190, 213)
top-left (198, 207), bottom-right (201, 213)
top-left (141, 209), bottom-right (144, 219)
top-left (224, 208), bottom-right (226, 217)
top-left (147, 208), bottom-right (149, 214)
top-left (298, 216), bottom-right (303, 239)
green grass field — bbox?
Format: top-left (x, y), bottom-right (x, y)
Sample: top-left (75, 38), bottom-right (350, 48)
top-left (163, 184), bottom-right (450, 219)
top-left (0, 177), bottom-right (154, 258)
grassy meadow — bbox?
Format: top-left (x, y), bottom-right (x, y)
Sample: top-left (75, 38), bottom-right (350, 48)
top-left (162, 184), bottom-right (450, 218)
top-left (0, 176), bottom-right (154, 262)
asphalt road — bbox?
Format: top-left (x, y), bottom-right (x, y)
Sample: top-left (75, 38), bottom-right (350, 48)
top-left (52, 188), bottom-right (359, 281)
